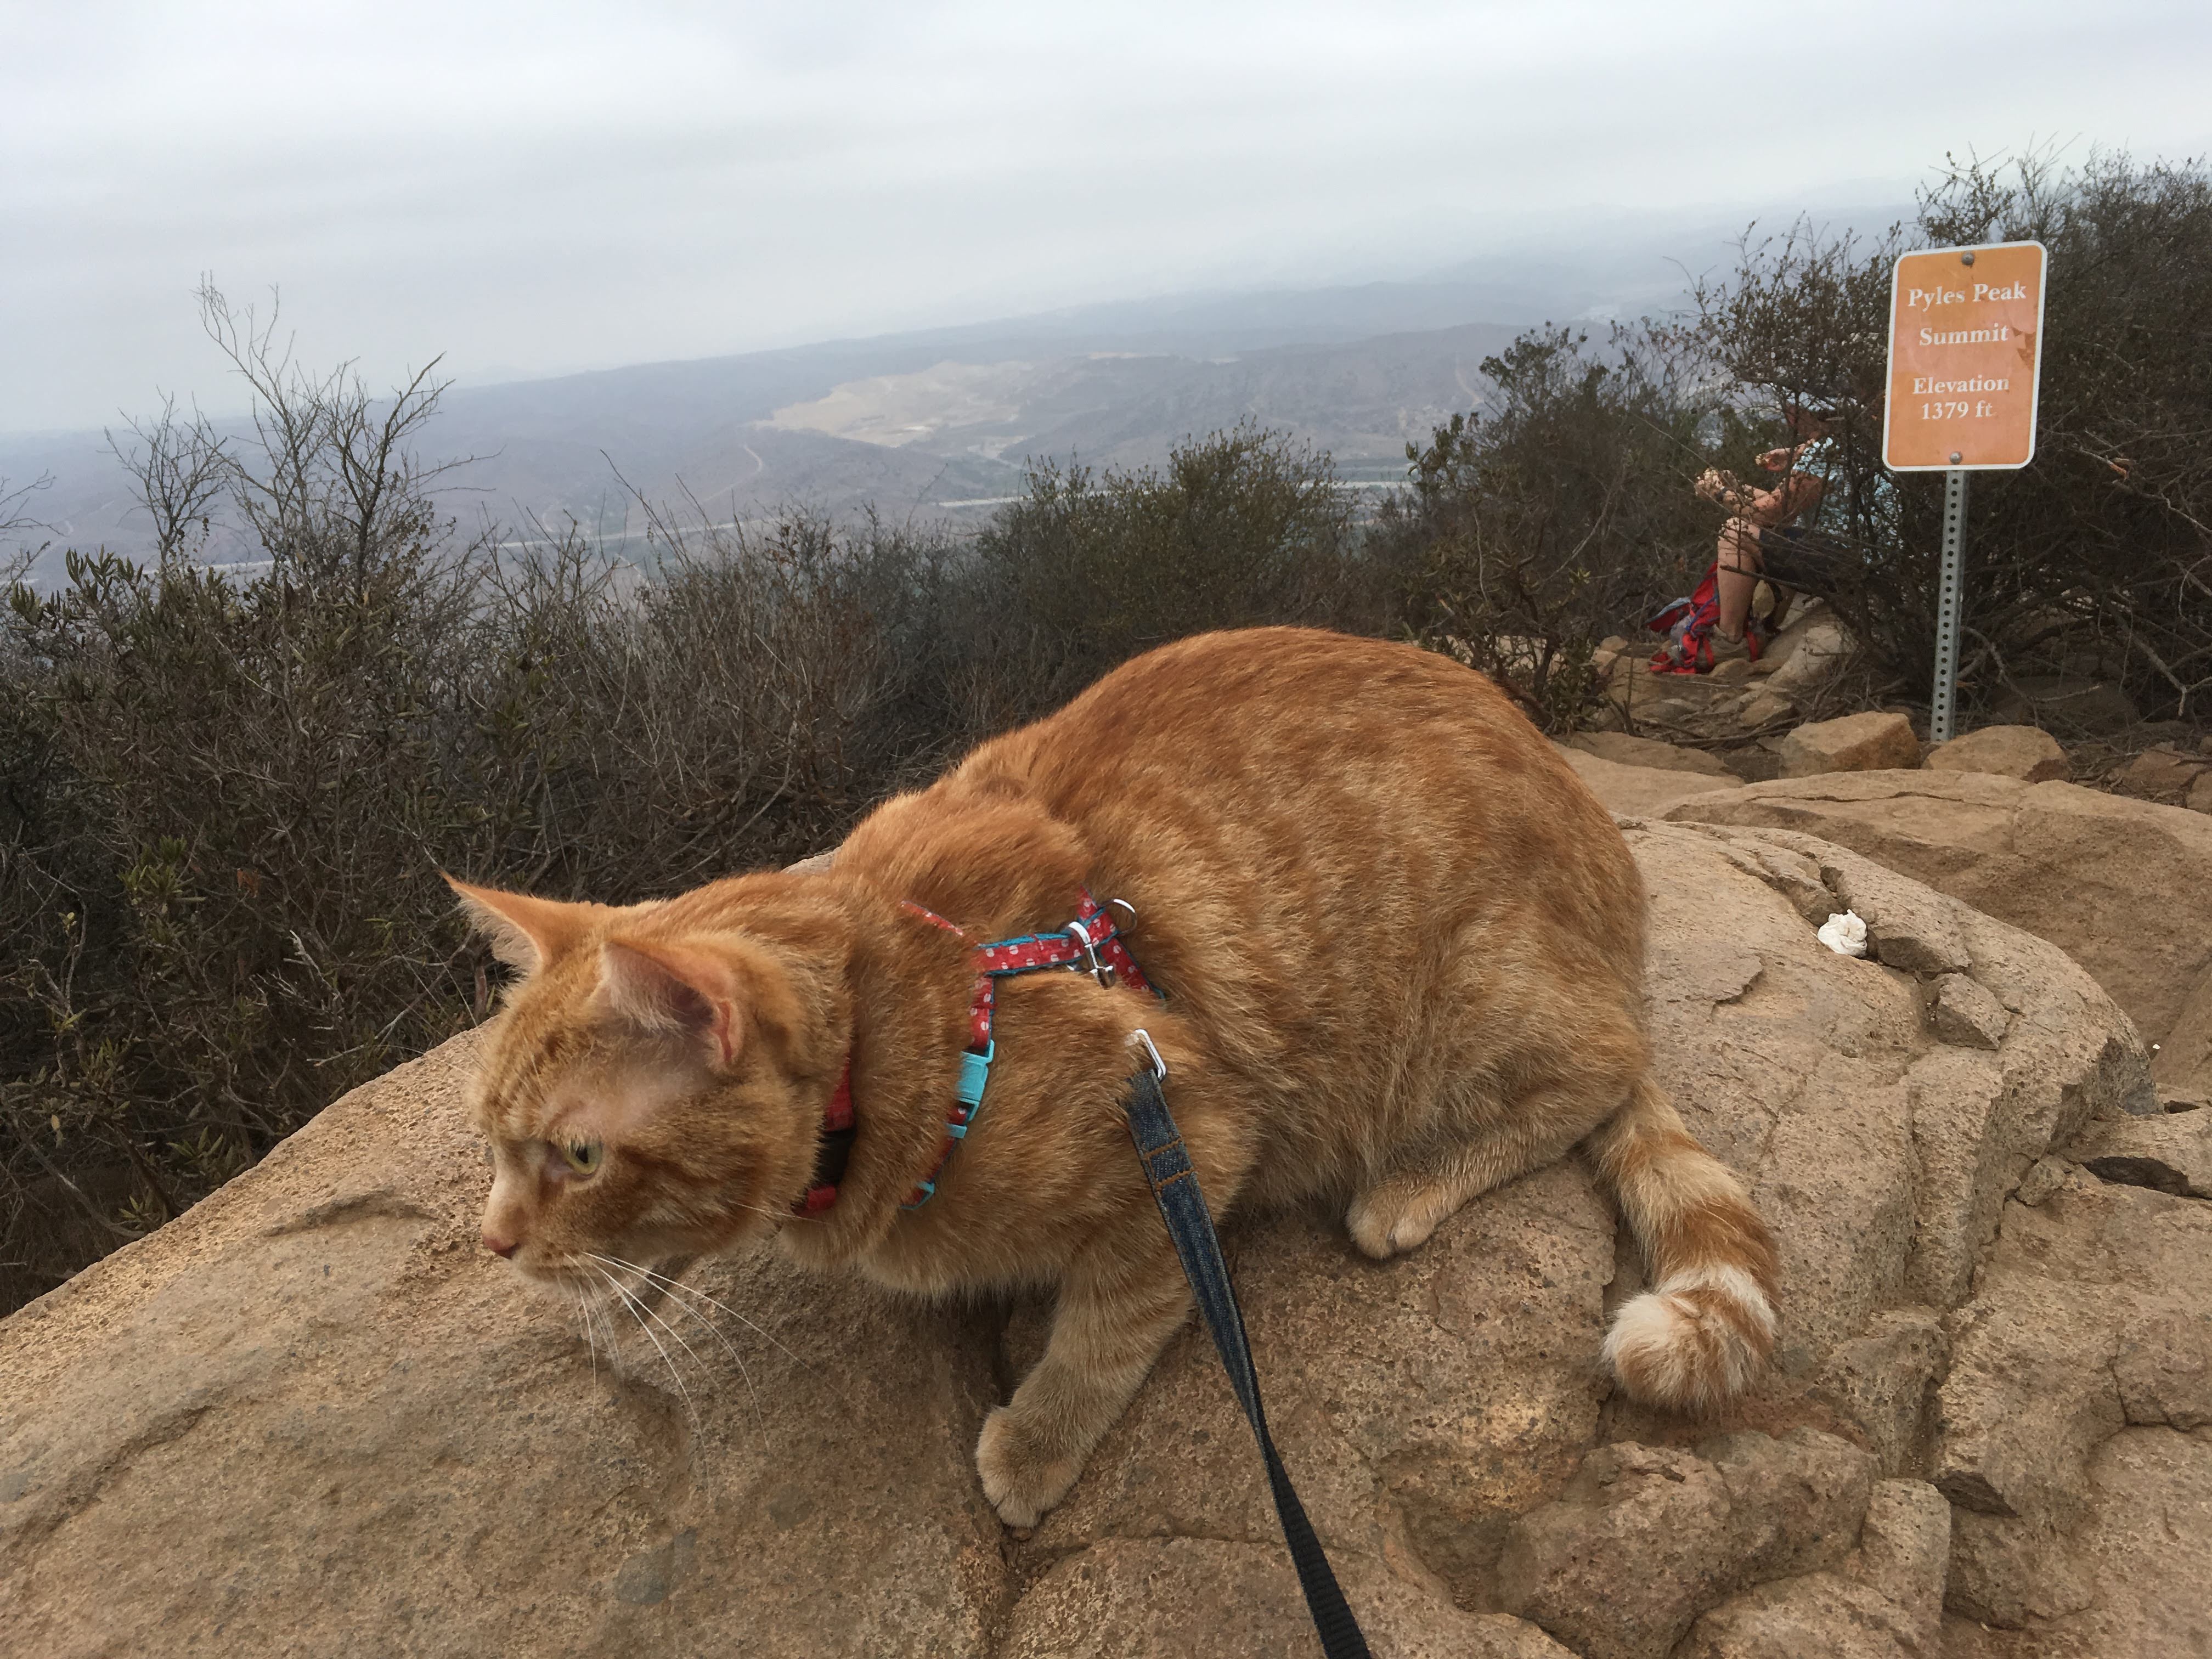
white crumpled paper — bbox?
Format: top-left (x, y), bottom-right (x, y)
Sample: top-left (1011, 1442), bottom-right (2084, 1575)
top-left (1818, 910), bottom-right (1869, 957)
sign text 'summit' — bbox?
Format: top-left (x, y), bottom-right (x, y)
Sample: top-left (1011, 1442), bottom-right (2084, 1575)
top-left (1882, 242), bottom-right (2047, 471)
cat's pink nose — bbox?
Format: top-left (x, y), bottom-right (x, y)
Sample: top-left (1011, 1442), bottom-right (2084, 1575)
top-left (482, 1232), bottom-right (518, 1259)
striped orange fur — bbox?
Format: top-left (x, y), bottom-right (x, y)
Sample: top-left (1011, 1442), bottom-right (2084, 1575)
top-left (453, 627), bottom-right (1778, 1526)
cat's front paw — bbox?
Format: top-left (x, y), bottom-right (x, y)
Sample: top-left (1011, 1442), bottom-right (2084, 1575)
top-left (976, 1404), bottom-right (1084, 1528)
top-left (1346, 1175), bottom-right (1455, 1259)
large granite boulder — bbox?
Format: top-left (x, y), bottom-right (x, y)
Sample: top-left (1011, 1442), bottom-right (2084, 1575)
top-left (1667, 770), bottom-right (2212, 1102)
top-left (1556, 748), bottom-right (1741, 819)
top-left (1928, 1163), bottom-right (2212, 1637)
top-left (0, 821), bottom-right (2182, 1658)
top-left (1565, 732), bottom-right (1736, 777)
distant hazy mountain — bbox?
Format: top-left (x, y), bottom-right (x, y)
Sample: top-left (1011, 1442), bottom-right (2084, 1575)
top-left (4, 206), bottom-right (1906, 585)
top-left (5, 309), bottom-right (1526, 584)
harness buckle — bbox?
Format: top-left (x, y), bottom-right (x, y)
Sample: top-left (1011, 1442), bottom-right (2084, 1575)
top-left (1065, 917), bottom-right (1115, 989)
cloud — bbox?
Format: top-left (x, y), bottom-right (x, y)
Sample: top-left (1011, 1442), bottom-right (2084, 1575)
top-left (5, 0), bottom-right (2209, 431)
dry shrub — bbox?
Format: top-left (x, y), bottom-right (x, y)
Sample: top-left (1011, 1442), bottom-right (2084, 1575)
top-left (949, 422), bottom-right (1378, 729)
top-left (1383, 151), bottom-right (2212, 730)
top-left (0, 372), bottom-right (1379, 1306)
top-left (1678, 150), bottom-right (2212, 719)
top-left (1372, 326), bottom-right (1763, 730)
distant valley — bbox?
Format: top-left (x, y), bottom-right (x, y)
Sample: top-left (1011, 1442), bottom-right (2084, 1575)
top-left (4, 320), bottom-right (1522, 585)
top-left (5, 210), bottom-right (1899, 583)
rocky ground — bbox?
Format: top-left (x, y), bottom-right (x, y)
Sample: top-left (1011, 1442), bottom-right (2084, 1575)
top-left (1584, 603), bottom-right (2211, 809)
top-left (5, 810), bottom-right (2202, 1657)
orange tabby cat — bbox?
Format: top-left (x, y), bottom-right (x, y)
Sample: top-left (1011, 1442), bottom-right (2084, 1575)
top-left (453, 627), bottom-right (1778, 1527)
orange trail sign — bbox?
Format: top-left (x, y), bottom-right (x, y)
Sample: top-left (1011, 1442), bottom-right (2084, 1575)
top-left (1883, 240), bottom-right (2046, 470)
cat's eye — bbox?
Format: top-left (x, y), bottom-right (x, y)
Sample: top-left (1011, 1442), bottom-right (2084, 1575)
top-left (561, 1141), bottom-right (604, 1176)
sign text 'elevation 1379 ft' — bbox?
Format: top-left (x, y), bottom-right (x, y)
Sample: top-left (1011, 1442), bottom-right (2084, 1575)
top-left (1882, 240), bottom-right (2046, 471)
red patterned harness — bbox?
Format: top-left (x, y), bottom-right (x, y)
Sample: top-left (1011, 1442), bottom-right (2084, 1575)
top-left (794, 890), bottom-right (1155, 1216)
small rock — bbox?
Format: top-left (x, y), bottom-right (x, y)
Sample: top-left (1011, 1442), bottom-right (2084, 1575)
top-left (1926, 973), bottom-right (2010, 1049)
top-left (1708, 657), bottom-right (1754, 687)
top-left (1925, 725), bottom-right (2068, 783)
top-left (1568, 732), bottom-right (1737, 777)
top-left (1705, 1429), bottom-right (1880, 1584)
top-left (2112, 1312), bottom-right (2212, 1430)
top-left (2190, 772), bottom-right (2212, 815)
top-left (2069, 1111), bottom-right (2212, 1198)
top-left (1599, 635), bottom-right (1632, 655)
top-left (1497, 1431), bottom-right (1876, 1659)
top-left (1809, 1310), bottom-right (1949, 1477)
top-left (1850, 1479), bottom-right (1953, 1613)
top-left (1735, 689), bottom-right (1795, 728)
top-left (2114, 747), bottom-right (2209, 800)
top-left (1778, 712), bottom-right (1922, 778)
top-left (1905, 1049), bottom-right (2010, 1307)
top-left (1763, 617), bottom-right (1857, 698)
top-left (1681, 1477), bottom-right (1951, 1659)
top-left (1677, 1573), bottom-right (1914, 1658)
top-left (2015, 1155), bottom-right (2072, 1207)
top-left (1497, 1441), bottom-right (1736, 1659)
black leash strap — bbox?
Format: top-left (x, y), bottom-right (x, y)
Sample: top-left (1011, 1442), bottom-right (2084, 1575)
top-left (1122, 1047), bottom-right (1373, 1659)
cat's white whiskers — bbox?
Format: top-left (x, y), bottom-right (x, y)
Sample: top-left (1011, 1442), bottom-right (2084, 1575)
top-left (592, 1263), bottom-right (697, 1422)
top-left (593, 1252), bottom-right (814, 1374)
top-left (589, 1254), bottom-right (766, 1430)
top-left (570, 1279), bottom-right (599, 1381)
top-left (586, 1290), bottom-right (624, 1386)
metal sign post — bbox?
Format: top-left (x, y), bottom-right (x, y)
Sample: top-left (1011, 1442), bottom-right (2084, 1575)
top-left (1930, 469), bottom-right (1969, 742)
top-left (1883, 241), bottom-right (2047, 744)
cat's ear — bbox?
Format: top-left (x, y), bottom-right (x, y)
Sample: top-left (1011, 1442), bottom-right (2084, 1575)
top-left (445, 876), bottom-right (597, 977)
top-left (596, 938), bottom-right (748, 1066)
top-left (595, 935), bottom-right (809, 1070)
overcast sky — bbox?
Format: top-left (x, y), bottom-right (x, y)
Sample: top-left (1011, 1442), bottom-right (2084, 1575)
top-left (5, 0), bottom-right (2209, 434)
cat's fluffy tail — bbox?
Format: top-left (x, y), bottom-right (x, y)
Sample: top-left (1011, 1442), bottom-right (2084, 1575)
top-left (1585, 1077), bottom-right (1780, 1412)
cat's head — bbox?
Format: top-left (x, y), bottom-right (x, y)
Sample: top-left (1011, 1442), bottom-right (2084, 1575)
top-left (448, 877), bottom-right (841, 1291)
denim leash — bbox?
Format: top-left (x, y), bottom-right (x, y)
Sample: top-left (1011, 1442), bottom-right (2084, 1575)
top-left (1122, 1035), bottom-right (1373, 1659)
